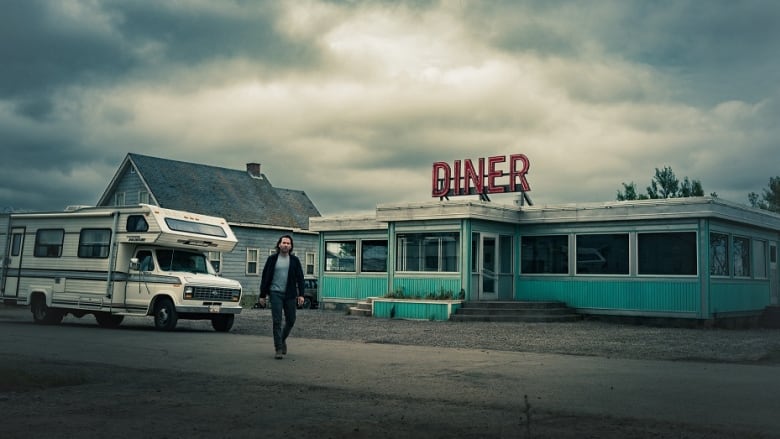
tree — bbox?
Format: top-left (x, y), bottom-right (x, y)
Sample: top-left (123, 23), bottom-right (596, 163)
top-left (748, 176), bottom-right (780, 213)
top-left (616, 182), bottom-right (648, 201)
top-left (617, 166), bottom-right (704, 201)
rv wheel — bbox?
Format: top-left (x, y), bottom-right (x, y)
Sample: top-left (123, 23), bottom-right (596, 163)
top-left (153, 298), bottom-right (178, 331)
top-left (31, 296), bottom-right (64, 325)
top-left (211, 314), bottom-right (234, 332)
top-left (95, 313), bottom-right (124, 329)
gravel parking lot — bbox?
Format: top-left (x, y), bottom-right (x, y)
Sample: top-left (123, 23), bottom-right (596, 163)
top-left (231, 308), bottom-right (780, 364)
top-left (3, 305), bottom-right (780, 438)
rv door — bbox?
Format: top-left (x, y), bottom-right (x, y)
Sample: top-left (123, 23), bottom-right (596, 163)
top-left (2, 227), bottom-right (25, 298)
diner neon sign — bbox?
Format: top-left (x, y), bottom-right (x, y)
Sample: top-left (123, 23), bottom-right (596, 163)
top-left (431, 154), bottom-right (531, 198)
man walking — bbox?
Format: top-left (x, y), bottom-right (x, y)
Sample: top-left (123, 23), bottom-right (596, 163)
top-left (258, 235), bottom-right (305, 359)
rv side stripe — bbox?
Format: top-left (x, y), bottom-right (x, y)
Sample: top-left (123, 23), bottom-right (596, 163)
top-left (4, 268), bottom-right (181, 285)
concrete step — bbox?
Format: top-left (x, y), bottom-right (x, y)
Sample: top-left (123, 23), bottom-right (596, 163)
top-left (450, 301), bottom-right (581, 323)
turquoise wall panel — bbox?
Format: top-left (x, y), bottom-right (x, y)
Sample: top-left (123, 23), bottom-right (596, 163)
top-left (710, 281), bottom-right (770, 314)
top-left (518, 278), bottom-right (700, 314)
top-left (373, 300), bottom-right (463, 321)
top-left (392, 277), bottom-right (461, 298)
top-left (321, 276), bottom-right (388, 300)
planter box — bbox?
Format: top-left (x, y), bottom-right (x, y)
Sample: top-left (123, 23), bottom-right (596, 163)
top-left (372, 298), bottom-right (463, 321)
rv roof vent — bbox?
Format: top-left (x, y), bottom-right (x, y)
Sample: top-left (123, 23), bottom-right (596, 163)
top-left (64, 205), bottom-right (93, 212)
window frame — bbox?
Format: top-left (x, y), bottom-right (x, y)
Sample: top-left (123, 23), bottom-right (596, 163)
top-left (709, 232), bottom-right (730, 277)
top-left (520, 234), bottom-right (569, 275)
top-left (361, 239), bottom-right (388, 273)
top-left (305, 252), bottom-right (316, 276)
top-left (246, 248), bottom-right (260, 275)
top-left (732, 235), bottom-right (751, 278)
top-left (396, 232), bottom-right (459, 273)
top-left (575, 233), bottom-right (630, 276)
top-left (34, 229), bottom-right (64, 258)
top-left (77, 228), bottom-right (112, 259)
top-left (324, 240), bottom-right (357, 273)
top-left (637, 231), bottom-right (698, 276)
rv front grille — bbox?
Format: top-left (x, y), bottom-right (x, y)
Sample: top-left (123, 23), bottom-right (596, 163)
top-left (191, 287), bottom-right (240, 301)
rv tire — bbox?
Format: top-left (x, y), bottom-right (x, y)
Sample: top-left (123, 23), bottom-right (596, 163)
top-left (211, 314), bottom-right (234, 332)
top-left (95, 313), bottom-right (124, 329)
top-left (30, 296), bottom-right (64, 325)
top-left (153, 298), bottom-right (178, 331)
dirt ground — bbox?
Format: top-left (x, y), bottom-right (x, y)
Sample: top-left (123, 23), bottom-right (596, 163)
top-left (0, 353), bottom-right (773, 439)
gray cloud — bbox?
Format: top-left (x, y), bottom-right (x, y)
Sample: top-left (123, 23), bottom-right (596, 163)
top-left (1, 0), bottom-right (779, 215)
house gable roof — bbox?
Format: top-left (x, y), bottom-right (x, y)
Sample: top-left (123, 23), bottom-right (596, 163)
top-left (97, 153), bottom-right (320, 229)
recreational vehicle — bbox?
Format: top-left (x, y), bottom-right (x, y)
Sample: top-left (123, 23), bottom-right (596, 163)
top-left (0, 204), bottom-right (243, 331)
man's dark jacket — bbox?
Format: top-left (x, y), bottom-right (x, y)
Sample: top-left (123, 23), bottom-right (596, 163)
top-left (259, 253), bottom-right (305, 300)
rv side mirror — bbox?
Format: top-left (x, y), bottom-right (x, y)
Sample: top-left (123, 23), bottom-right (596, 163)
top-left (129, 257), bottom-right (140, 271)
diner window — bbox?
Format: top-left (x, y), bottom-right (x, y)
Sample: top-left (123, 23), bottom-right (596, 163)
top-left (710, 232), bottom-right (729, 276)
top-left (754, 240), bottom-right (767, 279)
top-left (78, 228), bottom-right (112, 258)
top-left (521, 235), bottom-right (568, 274)
top-left (576, 234), bottom-right (629, 275)
top-left (246, 248), bottom-right (259, 275)
top-left (733, 236), bottom-right (751, 277)
top-left (34, 229), bottom-right (64, 257)
top-left (638, 232), bottom-right (697, 275)
top-left (325, 241), bottom-right (356, 272)
top-left (361, 240), bottom-right (388, 272)
top-left (397, 232), bottom-right (459, 272)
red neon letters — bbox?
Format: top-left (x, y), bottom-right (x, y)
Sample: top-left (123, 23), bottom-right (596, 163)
top-left (432, 154), bottom-right (530, 198)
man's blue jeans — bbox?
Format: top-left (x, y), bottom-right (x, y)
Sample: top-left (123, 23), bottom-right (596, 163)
top-left (270, 291), bottom-right (297, 351)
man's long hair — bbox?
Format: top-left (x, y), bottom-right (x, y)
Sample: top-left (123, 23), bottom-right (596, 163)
top-left (275, 234), bottom-right (294, 253)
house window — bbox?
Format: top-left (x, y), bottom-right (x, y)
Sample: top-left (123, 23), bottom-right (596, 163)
top-left (361, 240), bottom-right (388, 272)
top-left (733, 236), bottom-right (751, 278)
top-left (396, 232), bottom-right (459, 273)
top-left (305, 252), bottom-right (316, 275)
top-left (34, 229), bottom-right (64, 257)
top-left (78, 228), bottom-right (112, 258)
top-left (754, 240), bottom-right (767, 279)
top-left (139, 191), bottom-right (150, 204)
top-left (521, 235), bottom-right (568, 274)
top-left (208, 251), bottom-right (222, 273)
top-left (114, 192), bottom-right (126, 206)
top-left (246, 248), bottom-right (259, 275)
top-left (638, 232), bottom-right (697, 275)
top-left (576, 234), bottom-right (629, 275)
top-left (710, 232), bottom-right (729, 276)
top-left (325, 241), bottom-right (356, 272)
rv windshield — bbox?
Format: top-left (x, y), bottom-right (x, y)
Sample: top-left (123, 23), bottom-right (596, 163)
top-left (156, 249), bottom-right (212, 274)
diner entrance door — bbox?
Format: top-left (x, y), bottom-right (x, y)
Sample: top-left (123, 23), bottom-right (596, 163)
top-left (477, 233), bottom-right (499, 301)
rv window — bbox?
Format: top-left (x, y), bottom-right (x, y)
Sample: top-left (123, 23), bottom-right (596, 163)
top-left (11, 233), bottom-right (22, 256)
top-left (156, 249), bottom-right (209, 274)
top-left (78, 228), bottom-right (112, 258)
top-left (136, 250), bottom-right (155, 271)
top-left (164, 218), bottom-right (227, 238)
top-left (34, 229), bottom-right (64, 258)
top-left (127, 215), bottom-right (149, 232)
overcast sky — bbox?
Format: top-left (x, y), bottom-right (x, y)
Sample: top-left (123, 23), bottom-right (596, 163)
top-left (2, 0), bottom-right (779, 216)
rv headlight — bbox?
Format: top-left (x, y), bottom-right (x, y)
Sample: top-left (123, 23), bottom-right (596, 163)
top-left (184, 286), bottom-right (194, 299)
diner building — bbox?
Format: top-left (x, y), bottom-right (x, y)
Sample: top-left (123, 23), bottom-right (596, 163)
top-left (310, 196), bottom-right (780, 322)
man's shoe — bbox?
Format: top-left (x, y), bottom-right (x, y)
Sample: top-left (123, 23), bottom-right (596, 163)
top-left (282, 343), bottom-right (287, 355)
top-left (275, 350), bottom-right (283, 359)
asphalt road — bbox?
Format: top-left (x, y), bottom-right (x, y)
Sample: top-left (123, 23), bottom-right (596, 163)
top-left (1, 307), bottom-right (778, 437)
